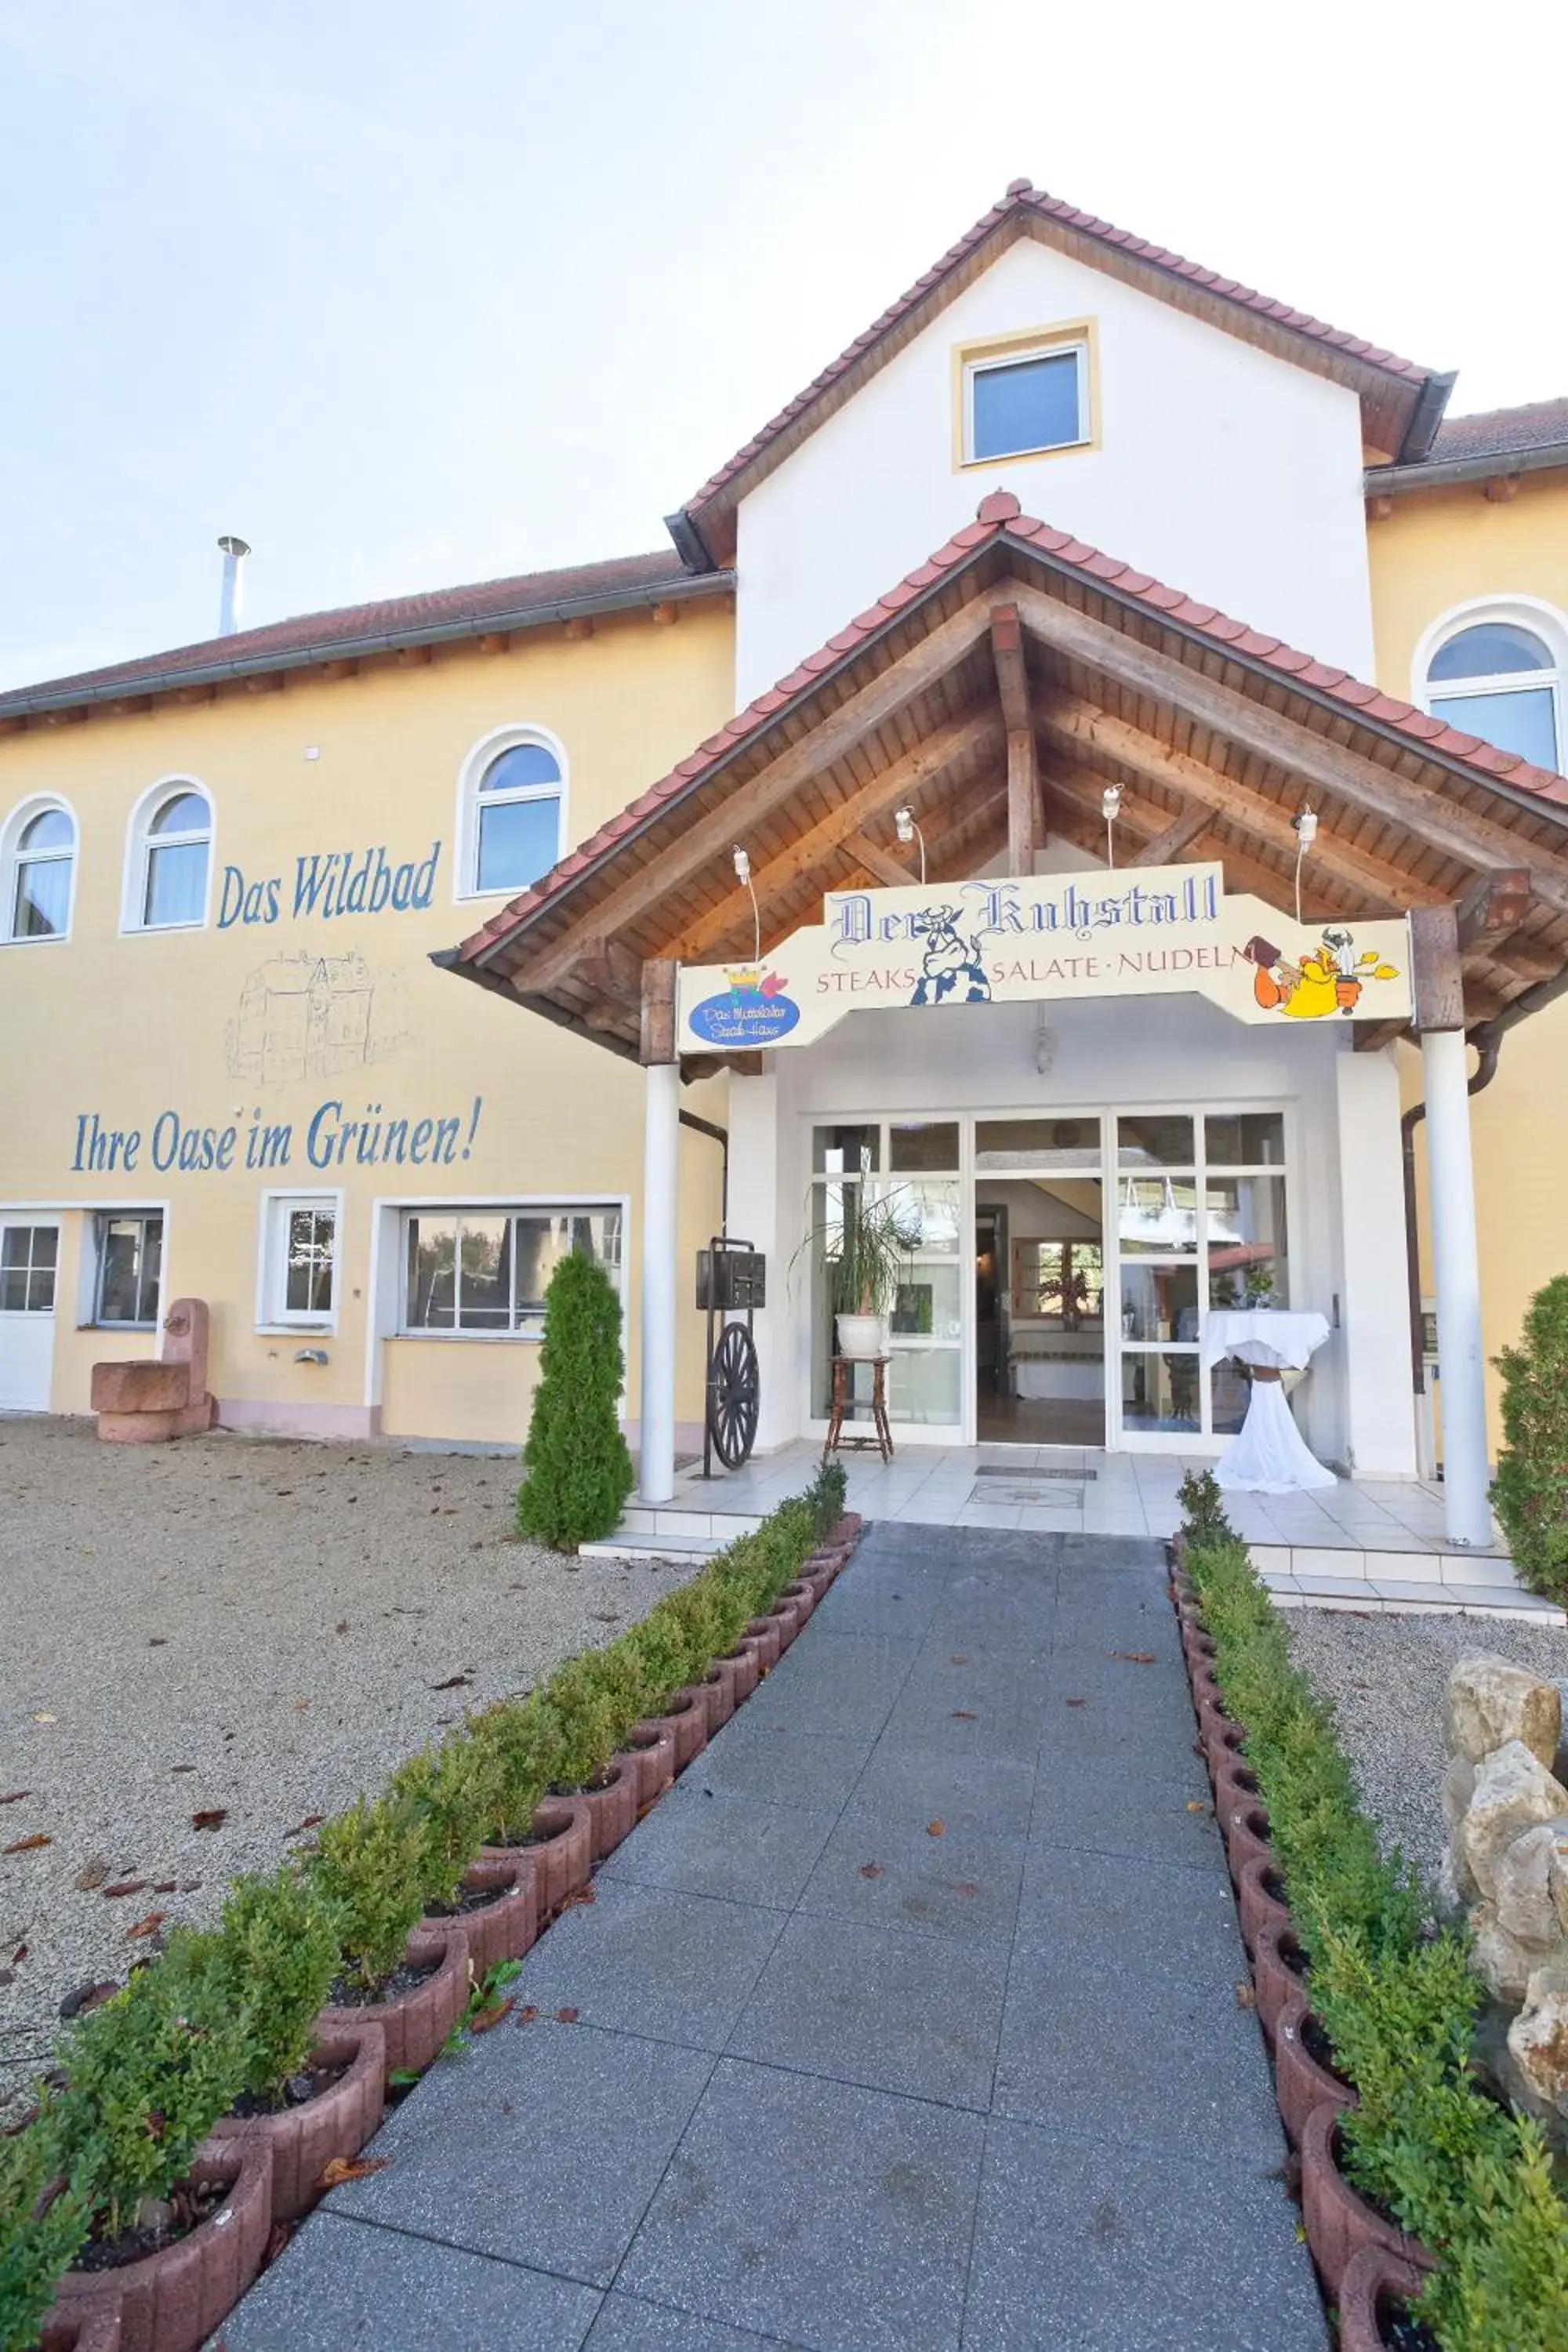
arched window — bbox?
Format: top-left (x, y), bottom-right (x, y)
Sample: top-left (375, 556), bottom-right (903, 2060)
top-left (3, 802), bottom-right (76, 942)
top-left (128, 783), bottom-right (212, 930)
top-left (457, 731), bottom-right (565, 898)
top-left (1423, 615), bottom-right (1563, 772)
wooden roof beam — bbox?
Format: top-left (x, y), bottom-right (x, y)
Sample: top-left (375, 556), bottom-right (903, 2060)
top-left (1038, 695), bottom-right (1446, 913)
top-left (1456, 867), bottom-right (1531, 955)
top-left (662, 710), bottom-right (1005, 964)
top-left (507, 597), bottom-right (996, 993)
top-left (1129, 800), bottom-right (1212, 868)
top-left (844, 827), bottom-right (919, 889)
top-left (1046, 768), bottom-right (1327, 913)
top-left (1012, 582), bottom-right (1568, 920)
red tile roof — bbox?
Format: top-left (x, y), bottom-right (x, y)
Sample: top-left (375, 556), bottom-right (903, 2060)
top-left (455, 488), bottom-right (1568, 971)
top-left (0, 550), bottom-right (731, 721)
top-left (671, 182), bottom-right (1447, 561)
top-left (1429, 397), bottom-right (1568, 463)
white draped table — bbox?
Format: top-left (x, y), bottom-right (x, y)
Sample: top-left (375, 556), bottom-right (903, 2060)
top-left (1203, 1308), bottom-right (1335, 1494)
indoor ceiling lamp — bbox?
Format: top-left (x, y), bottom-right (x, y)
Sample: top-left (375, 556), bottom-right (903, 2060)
top-left (732, 844), bottom-right (760, 961)
top-left (894, 806), bottom-right (927, 884)
top-left (1291, 807), bottom-right (1318, 925)
top-left (1101, 784), bottom-right (1122, 868)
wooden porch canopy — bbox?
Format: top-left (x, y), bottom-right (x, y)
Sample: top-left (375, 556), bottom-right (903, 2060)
top-left (439, 491), bottom-right (1568, 1066)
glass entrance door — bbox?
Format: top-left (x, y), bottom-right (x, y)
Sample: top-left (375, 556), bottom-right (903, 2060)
top-left (975, 1117), bottom-right (1105, 1446)
top-left (809, 1120), bottom-right (964, 1437)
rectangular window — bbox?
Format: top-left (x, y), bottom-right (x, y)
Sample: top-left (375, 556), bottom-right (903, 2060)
top-left (261, 1196), bottom-right (339, 1326)
top-left (401, 1206), bottom-right (622, 1336)
top-left (95, 1214), bottom-right (163, 1326)
top-left (964, 339), bottom-right (1088, 464)
top-left (0, 1225), bottom-right (57, 1313)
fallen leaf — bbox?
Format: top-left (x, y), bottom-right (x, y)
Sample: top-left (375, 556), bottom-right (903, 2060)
top-left (554, 2006), bottom-right (579, 2024)
top-left (318, 2154), bottom-right (390, 2189)
top-left (950, 1709), bottom-right (978, 1721)
top-left (292, 1699), bottom-right (310, 1714)
top-left (956, 1882), bottom-right (982, 1898)
top-left (560, 1886), bottom-right (597, 1910)
top-left (10, 1944), bottom-right (27, 1966)
top-left (0, 1969), bottom-right (12, 1988)
top-left (263, 2220), bottom-right (295, 2267)
top-left (0, 1791), bottom-right (30, 1805)
top-left (1185, 1800), bottom-right (1209, 1815)
top-left (31, 1711), bottom-right (56, 1725)
top-left (859, 1862), bottom-right (884, 1879)
top-left (153, 1881), bottom-right (179, 1894)
top-left (180, 1880), bottom-right (201, 1893)
top-left (949, 1655), bottom-right (969, 1666)
top-left (191, 1809), bottom-right (227, 1832)
top-left (1065, 1697), bottom-right (1086, 1708)
top-left (926, 1820), bottom-right (946, 1838)
top-left (334, 1621), bottom-right (349, 1635)
top-left (469, 1997), bottom-right (514, 2034)
top-left (516, 2004), bottom-right (539, 2024)
top-left (125, 1911), bottom-right (167, 1941)
top-left (284, 1814), bottom-right (324, 1838)
top-left (430, 1674), bottom-right (474, 1692)
top-left (148, 1638), bottom-right (168, 1648)
top-left (171, 1765), bottom-right (197, 1775)
top-left (1108, 1650), bottom-right (1156, 1664)
top-left (4, 1834), bottom-right (49, 1854)
top-left (73, 1857), bottom-right (108, 1890)
top-left (1235, 1980), bottom-right (1258, 2010)
top-left (102, 1878), bottom-right (148, 1899)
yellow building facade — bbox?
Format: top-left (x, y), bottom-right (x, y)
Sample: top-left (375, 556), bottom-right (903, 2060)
top-left (2, 183), bottom-right (1564, 1482)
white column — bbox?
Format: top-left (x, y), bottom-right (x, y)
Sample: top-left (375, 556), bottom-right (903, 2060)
top-left (1333, 1046), bottom-right (1419, 1478)
top-left (1421, 1027), bottom-right (1491, 1547)
top-left (639, 1060), bottom-right (681, 1504)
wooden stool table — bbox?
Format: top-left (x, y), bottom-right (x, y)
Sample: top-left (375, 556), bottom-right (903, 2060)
top-left (824, 1354), bottom-right (894, 1464)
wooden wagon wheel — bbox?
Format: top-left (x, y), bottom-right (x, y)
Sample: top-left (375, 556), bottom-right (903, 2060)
top-left (707, 1321), bottom-right (760, 1469)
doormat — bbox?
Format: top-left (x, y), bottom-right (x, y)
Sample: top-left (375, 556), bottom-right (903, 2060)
top-left (975, 1465), bottom-right (1098, 1483)
top-left (969, 1483), bottom-right (1084, 1508)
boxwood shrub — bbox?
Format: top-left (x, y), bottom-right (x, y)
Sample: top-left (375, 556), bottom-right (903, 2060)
top-left (1181, 1489), bottom-right (1568, 2350)
top-left (0, 1463), bottom-right (850, 2352)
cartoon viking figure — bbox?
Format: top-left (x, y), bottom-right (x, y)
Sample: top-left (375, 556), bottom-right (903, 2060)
top-left (1242, 930), bottom-right (1400, 1019)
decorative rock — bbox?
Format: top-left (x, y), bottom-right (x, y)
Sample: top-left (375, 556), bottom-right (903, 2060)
top-left (1508, 1964), bottom-right (1568, 2116)
top-left (1457, 1740), bottom-right (1568, 1901)
top-left (1469, 1900), bottom-right (1544, 2005)
top-left (1444, 1654), bottom-right (1561, 1770)
top-left (1441, 1753), bottom-right (1475, 1834)
top-left (1437, 1847), bottom-right (1474, 1919)
top-left (1494, 1820), bottom-right (1568, 1949)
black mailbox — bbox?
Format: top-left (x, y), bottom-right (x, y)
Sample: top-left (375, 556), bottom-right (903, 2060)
top-left (695, 1247), bottom-right (767, 1312)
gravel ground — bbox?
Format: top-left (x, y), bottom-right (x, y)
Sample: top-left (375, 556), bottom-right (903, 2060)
top-left (1287, 1607), bottom-right (1568, 1888)
top-left (0, 1417), bottom-right (696, 2117)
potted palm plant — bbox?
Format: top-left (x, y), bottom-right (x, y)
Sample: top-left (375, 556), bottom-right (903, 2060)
top-left (819, 1189), bottom-right (922, 1361)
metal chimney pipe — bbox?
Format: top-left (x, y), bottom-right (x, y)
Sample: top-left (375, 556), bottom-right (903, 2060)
top-left (217, 535), bottom-right (251, 637)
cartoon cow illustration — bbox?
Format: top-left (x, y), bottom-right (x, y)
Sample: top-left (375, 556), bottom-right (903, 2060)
top-left (909, 906), bottom-right (992, 1007)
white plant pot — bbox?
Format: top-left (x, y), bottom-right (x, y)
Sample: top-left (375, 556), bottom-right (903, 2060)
top-left (836, 1312), bottom-right (887, 1360)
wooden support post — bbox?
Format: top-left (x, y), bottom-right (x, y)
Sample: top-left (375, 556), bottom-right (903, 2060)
top-left (844, 828), bottom-right (917, 888)
top-left (640, 957), bottom-right (678, 1067)
top-left (992, 604), bottom-right (1040, 877)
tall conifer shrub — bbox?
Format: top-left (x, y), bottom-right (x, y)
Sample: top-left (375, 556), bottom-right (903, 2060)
top-left (516, 1249), bottom-right (635, 1550)
top-left (1490, 1273), bottom-right (1568, 1600)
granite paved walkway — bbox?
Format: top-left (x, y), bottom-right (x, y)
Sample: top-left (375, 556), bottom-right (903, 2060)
top-left (221, 1526), bottom-right (1326, 2352)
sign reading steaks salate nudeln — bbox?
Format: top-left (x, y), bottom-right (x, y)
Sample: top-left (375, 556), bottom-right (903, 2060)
top-left (677, 865), bottom-right (1412, 1052)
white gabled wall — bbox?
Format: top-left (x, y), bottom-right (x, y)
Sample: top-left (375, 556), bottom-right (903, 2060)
top-left (732, 237), bottom-right (1375, 702)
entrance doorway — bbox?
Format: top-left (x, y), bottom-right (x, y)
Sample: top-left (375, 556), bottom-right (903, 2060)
top-left (975, 1120), bottom-right (1105, 1446)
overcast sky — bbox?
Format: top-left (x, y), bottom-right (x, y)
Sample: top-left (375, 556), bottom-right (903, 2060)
top-left (2, 0), bottom-right (1563, 691)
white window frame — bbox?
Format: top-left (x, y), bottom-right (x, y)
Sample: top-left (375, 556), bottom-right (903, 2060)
top-left (453, 724), bottom-right (568, 905)
top-left (91, 1209), bottom-right (165, 1329)
top-left (121, 775), bottom-right (216, 935)
top-left (962, 339), bottom-right (1090, 466)
top-left (1413, 595), bottom-right (1568, 775)
top-left (256, 1189), bottom-right (343, 1332)
top-left (1, 795), bottom-right (78, 947)
top-left (395, 1197), bottom-right (625, 1340)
